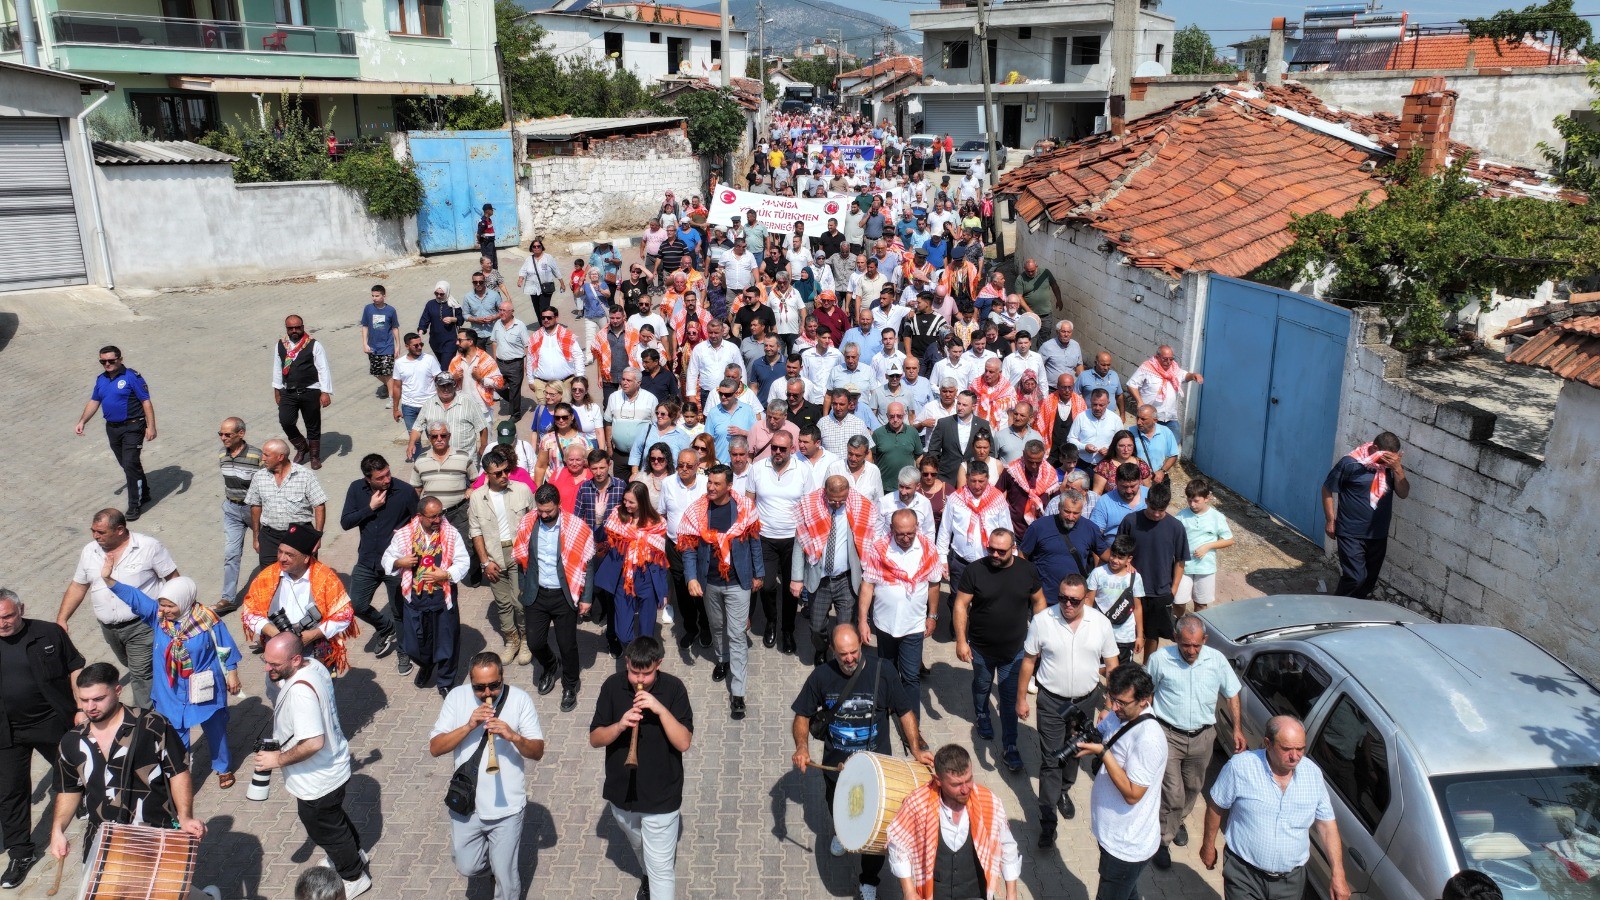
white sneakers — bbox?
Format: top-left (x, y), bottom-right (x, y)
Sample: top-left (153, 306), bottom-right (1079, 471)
top-left (859, 885), bottom-right (879, 900)
top-left (342, 872), bottom-right (372, 898)
top-left (830, 836), bottom-right (846, 857)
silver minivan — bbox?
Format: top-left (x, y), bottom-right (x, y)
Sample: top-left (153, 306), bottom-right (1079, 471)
top-left (1199, 596), bottom-right (1600, 900)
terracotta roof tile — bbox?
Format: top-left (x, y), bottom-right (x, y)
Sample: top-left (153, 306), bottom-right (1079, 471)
top-left (837, 56), bottom-right (922, 81)
top-left (1507, 316), bottom-right (1600, 388)
top-left (997, 80), bottom-right (1577, 277)
top-left (1382, 34), bottom-right (1582, 70)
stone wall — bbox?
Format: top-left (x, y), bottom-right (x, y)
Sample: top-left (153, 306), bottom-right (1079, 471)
top-left (1335, 309), bottom-right (1600, 677)
top-left (519, 125), bottom-right (701, 240)
top-left (94, 163), bottom-right (415, 290)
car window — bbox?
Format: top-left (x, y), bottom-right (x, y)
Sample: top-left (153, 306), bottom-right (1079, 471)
top-left (1245, 651), bottom-right (1331, 720)
top-left (1311, 695), bottom-right (1391, 833)
top-left (1434, 766), bottom-right (1600, 900)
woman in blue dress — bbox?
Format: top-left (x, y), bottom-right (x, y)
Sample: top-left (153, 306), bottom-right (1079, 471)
top-left (593, 482), bottom-right (669, 644)
top-left (98, 562), bottom-right (242, 788)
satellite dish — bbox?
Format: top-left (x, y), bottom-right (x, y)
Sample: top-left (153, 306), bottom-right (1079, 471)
top-left (1135, 61), bottom-right (1167, 77)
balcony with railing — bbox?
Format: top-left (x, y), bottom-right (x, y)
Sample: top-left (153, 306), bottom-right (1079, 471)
top-left (44, 10), bottom-right (359, 77)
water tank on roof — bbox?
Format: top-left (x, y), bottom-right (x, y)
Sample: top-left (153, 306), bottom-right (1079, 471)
top-left (1336, 25), bottom-right (1403, 41)
top-left (1303, 3), bottom-right (1366, 19)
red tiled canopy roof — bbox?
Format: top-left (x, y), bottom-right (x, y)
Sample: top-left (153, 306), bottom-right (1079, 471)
top-left (1507, 315), bottom-right (1600, 388)
top-left (1382, 33), bottom-right (1582, 70)
top-left (997, 81), bottom-right (1578, 278)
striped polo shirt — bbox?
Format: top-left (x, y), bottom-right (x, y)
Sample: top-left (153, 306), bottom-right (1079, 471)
top-left (410, 450), bottom-right (475, 509)
top-left (218, 443), bottom-right (264, 504)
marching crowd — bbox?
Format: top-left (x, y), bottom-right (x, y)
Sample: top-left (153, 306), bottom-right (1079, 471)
top-left (0, 109), bottom-right (1458, 900)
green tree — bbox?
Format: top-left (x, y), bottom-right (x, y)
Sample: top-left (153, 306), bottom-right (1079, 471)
top-left (1463, 0), bottom-right (1597, 59)
top-left (495, 0), bottom-right (547, 119)
top-left (87, 104), bottom-right (152, 141)
top-left (398, 90), bottom-right (505, 130)
top-left (785, 56), bottom-right (844, 91)
top-left (495, 0), bottom-right (652, 119)
top-left (1261, 152), bottom-right (1600, 349)
top-left (1540, 62), bottom-right (1600, 195)
top-left (656, 87), bottom-right (747, 159)
top-left (1171, 24), bottom-right (1236, 75)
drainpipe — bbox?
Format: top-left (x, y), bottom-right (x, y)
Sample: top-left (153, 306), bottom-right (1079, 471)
top-left (17, 0), bottom-right (40, 66)
top-left (75, 91), bottom-right (116, 290)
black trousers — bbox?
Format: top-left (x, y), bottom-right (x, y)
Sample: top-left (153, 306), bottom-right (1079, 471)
top-left (278, 387), bottom-right (322, 445)
top-left (496, 358), bottom-right (525, 418)
top-left (479, 238), bottom-right (498, 271)
top-left (104, 418), bottom-right (148, 507)
top-left (296, 783), bottom-right (365, 881)
top-left (824, 770), bottom-right (885, 886)
top-left (758, 536), bottom-right (797, 635)
top-left (525, 587), bottom-right (579, 691)
top-left (0, 720), bottom-right (65, 859)
top-left (530, 290), bottom-right (554, 318)
top-left (1335, 534), bottom-right (1389, 599)
top-left (346, 559), bottom-right (397, 638)
top-left (667, 545), bottom-right (709, 639)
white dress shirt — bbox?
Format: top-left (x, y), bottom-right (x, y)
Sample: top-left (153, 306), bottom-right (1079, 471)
top-left (270, 338), bottom-right (333, 393)
top-left (844, 463), bottom-right (883, 499)
top-left (800, 347), bottom-right (844, 404)
top-left (660, 472), bottom-right (707, 540)
top-left (1067, 409), bottom-right (1124, 465)
top-left (1003, 350), bottom-right (1044, 386)
top-left (887, 794), bottom-right (1022, 882)
top-left (800, 450), bottom-right (848, 493)
top-left (863, 539), bottom-right (939, 637)
top-left (1023, 605), bottom-right (1119, 698)
top-left (73, 534), bottom-right (178, 625)
top-left (876, 491), bottom-right (935, 540)
top-left (687, 339), bottom-right (745, 397)
top-left (936, 490), bottom-right (1013, 562)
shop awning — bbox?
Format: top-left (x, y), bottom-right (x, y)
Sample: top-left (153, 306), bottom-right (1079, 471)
top-left (167, 76), bottom-right (476, 96)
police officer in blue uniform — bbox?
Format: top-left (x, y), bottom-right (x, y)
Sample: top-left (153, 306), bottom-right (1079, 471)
top-left (75, 345), bottom-right (157, 520)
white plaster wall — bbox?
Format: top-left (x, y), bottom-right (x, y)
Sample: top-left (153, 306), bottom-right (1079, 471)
top-left (1333, 314), bottom-right (1600, 679)
top-left (1295, 67), bottom-right (1594, 170)
top-left (518, 147), bottom-right (700, 239)
top-left (530, 15), bottom-right (748, 85)
top-left (95, 164), bottom-right (414, 289)
top-left (1015, 221), bottom-right (1194, 368)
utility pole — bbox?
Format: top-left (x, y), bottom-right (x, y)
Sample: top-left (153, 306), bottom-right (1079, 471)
top-left (828, 27), bottom-right (844, 91)
top-left (719, 0), bottom-right (732, 184)
top-left (493, 41), bottom-right (514, 126)
top-left (757, 0), bottom-right (768, 132)
top-left (975, 0), bottom-right (1005, 260)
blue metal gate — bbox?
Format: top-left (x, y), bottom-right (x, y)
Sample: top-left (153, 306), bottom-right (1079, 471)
top-left (408, 130), bottom-right (518, 255)
top-left (1192, 276), bottom-right (1350, 541)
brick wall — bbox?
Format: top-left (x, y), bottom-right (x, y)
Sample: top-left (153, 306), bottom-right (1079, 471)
top-left (518, 126), bottom-right (701, 239)
top-left (1335, 308), bottom-right (1600, 677)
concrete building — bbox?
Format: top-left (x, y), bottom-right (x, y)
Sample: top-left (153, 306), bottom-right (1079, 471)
top-left (525, 1), bottom-right (747, 86)
top-left (908, 0), bottom-right (1173, 148)
top-left (0, 59), bottom-right (112, 291)
top-left (515, 115), bottom-right (699, 239)
top-left (0, 0), bottom-right (494, 140)
top-left (837, 55), bottom-right (921, 126)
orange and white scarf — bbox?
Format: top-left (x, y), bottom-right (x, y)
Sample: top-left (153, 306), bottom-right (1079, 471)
top-left (449, 345), bottom-right (503, 409)
top-left (863, 533), bottom-right (942, 591)
top-left (886, 781), bottom-right (1005, 900)
top-left (1348, 442), bottom-right (1390, 508)
top-left (676, 494), bottom-right (761, 579)
top-left (1004, 458), bottom-right (1060, 525)
top-left (969, 373), bottom-right (1016, 428)
top-left (954, 485), bottom-right (1007, 551)
top-left (1136, 356), bottom-right (1185, 401)
top-left (512, 510), bottom-right (594, 603)
top-left (796, 488), bottom-right (878, 565)
top-left (590, 325), bottom-right (640, 384)
top-left (395, 517), bottom-right (457, 607)
top-left (1038, 389), bottom-right (1085, 442)
top-left (526, 324), bottom-right (578, 376)
top-left (671, 304), bottom-right (712, 344)
top-left (604, 510), bottom-right (667, 596)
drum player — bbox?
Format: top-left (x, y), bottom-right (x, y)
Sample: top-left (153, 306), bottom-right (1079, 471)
top-left (791, 625), bottom-right (932, 900)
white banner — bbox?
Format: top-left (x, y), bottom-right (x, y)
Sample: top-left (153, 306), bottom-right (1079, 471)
top-left (708, 187), bottom-right (850, 239)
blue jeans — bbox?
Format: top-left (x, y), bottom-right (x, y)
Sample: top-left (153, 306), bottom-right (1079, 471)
top-left (221, 499), bottom-right (251, 602)
top-left (1095, 846), bottom-right (1150, 900)
top-left (401, 404), bottom-right (422, 460)
top-left (971, 647), bottom-right (1024, 748)
top-left (874, 627), bottom-right (925, 722)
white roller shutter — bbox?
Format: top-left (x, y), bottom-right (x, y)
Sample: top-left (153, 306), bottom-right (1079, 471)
top-left (0, 117), bottom-right (88, 291)
top-left (919, 98), bottom-right (982, 144)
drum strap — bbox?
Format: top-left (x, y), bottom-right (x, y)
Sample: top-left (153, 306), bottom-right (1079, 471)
top-left (813, 657), bottom-right (877, 743)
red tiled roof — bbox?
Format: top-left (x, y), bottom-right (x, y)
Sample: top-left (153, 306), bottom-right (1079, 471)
top-left (655, 76), bottom-right (761, 111)
top-left (998, 81), bottom-right (1579, 278)
top-left (1382, 34), bottom-right (1582, 70)
top-left (837, 56), bottom-right (922, 81)
top-left (1506, 315), bottom-right (1600, 388)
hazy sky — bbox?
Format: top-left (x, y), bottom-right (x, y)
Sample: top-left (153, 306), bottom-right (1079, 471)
top-left (824, 0), bottom-right (1600, 47)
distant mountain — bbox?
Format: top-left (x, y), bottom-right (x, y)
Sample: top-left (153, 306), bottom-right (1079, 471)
top-left (693, 0), bottom-right (915, 62)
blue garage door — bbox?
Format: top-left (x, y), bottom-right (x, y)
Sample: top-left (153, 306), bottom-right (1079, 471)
top-left (1192, 276), bottom-right (1350, 541)
top-left (408, 130), bottom-right (518, 255)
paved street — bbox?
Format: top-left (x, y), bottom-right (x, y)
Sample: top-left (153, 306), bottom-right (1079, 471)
top-left (0, 253), bottom-right (1239, 899)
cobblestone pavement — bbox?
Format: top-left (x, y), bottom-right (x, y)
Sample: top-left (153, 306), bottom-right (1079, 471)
top-left (0, 253), bottom-right (1245, 899)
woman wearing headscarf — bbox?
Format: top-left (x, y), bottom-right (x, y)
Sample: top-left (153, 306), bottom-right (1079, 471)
top-left (95, 565), bottom-right (242, 788)
top-left (418, 279), bottom-right (462, 365)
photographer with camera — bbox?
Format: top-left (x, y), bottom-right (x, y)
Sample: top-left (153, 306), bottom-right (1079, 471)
top-left (1015, 574), bottom-right (1118, 849)
top-left (240, 525), bottom-right (358, 677)
top-left (1080, 663), bottom-right (1166, 900)
top-left (253, 631), bottom-right (369, 898)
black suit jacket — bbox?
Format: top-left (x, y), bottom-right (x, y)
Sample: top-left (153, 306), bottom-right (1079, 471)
top-left (927, 415), bottom-right (991, 486)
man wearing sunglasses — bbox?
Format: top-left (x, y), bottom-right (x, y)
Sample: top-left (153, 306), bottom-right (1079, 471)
top-left (951, 528), bottom-right (1046, 774)
top-left (77, 345), bottom-right (157, 519)
top-left (430, 651), bottom-right (545, 900)
top-left (1015, 574), bottom-right (1119, 848)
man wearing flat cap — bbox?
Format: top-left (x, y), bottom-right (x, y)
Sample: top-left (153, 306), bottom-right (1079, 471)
top-left (241, 524), bottom-right (359, 677)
